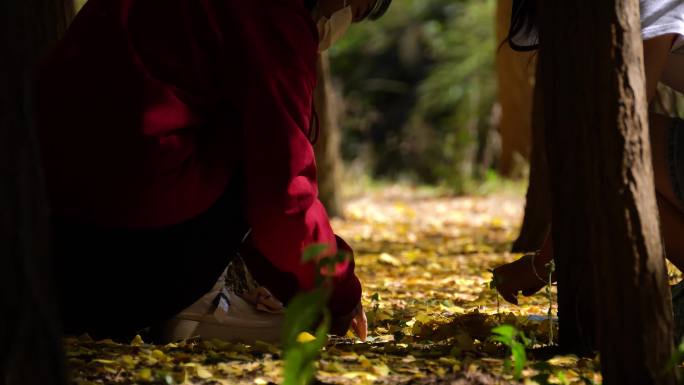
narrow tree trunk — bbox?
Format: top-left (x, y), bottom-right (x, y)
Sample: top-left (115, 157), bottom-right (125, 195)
top-left (495, 0), bottom-right (535, 177)
top-left (539, 0), bottom-right (676, 382)
top-left (511, 66), bottom-right (552, 253)
top-left (0, 1), bottom-right (68, 384)
top-left (314, 53), bottom-right (344, 217)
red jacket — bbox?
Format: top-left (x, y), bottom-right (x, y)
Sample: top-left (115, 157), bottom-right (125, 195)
top-left (38, 0), bottom-right (360, 315)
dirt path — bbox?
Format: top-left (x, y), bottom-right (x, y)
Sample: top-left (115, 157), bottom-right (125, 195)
top-left (66, 186), bottom-right (607, 385)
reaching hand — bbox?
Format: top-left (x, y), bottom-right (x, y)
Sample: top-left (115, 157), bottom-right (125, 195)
top-left (330, 302), bottom-right (368, 341)
top-left (492, 254), bottom-right (551, 305)
top-left (349, 303), bottom-right (368, 342)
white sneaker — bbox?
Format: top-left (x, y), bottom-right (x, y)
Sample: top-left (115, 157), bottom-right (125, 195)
top-left (156, 261), bottom-right (285, 344)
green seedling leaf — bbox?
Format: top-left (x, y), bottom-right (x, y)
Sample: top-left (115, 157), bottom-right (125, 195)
top-left (282, 289), bottom-right (330, 385)
top-left (282, 289), bottom-right (327, 349)
top-left (302, 244), bottom-right (329, 262)
top-left (491, 324), bottom-right (515, 341)
top-left (491, 324), bottom-right (529, 380)
top-left (511, 344), bottom-right (526, 380)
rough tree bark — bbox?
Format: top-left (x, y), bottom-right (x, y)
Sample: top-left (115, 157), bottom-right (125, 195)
top-left (314, 53), bottom-right (344, 217)
top-left (495, 0), bottom-right (535, 177)
top-left (511, 66), bottom-right (552, 253)
top-left (0, 1), bottom-right (68, 384)
top-left (539, 0), bottom-right (676, 382)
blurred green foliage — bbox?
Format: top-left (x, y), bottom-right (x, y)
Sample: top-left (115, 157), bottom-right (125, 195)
top-left (330, 0), bottom-right (498, 191)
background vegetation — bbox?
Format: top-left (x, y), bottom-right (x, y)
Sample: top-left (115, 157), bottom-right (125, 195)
top-left (330, 0), bottom-right (501, 191)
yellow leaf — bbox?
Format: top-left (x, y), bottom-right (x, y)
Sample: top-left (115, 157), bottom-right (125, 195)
top-left (379, 253), bottom-right (401, 267)
top-left (254, 378), bottom-right (269, 385)
top-left (91, 359), bottom-right (116, 365)
top-left (415, 312), bottom-right (431, 324)
top-left (343, 372), bottom-right (378, 381)
top-left (491, 217), bottom-right (505, 228)
top-left (438, 357), bottom-right (459, 366)
top-left (137, 368), bottom-right (153, 382)
top-left (321, 361), bottom-right (345, 373)
top-left (402, 355), bottom-right (416, 363)
top-left (372, 363), bottom-right (391, 376)
top-left (340, 351), bottom-right (359, 361)
top-left (130, 335), bottom-right (144, 346)
top-left (119, 355), bottom-right (135, 369)
top-left (172, 370), bottom-right (188, 384)
top-left (548, 355), bottom-right (579, 367)
top-left (217, 362), bottom-right (244, 376)
top-left (358, 355), bottom-right (372, 368)
top-left (151, 349), bottom-right (166, 362)
top-left (439, 303), bottom-right (466, 314)
top-left (197, 367), bottom-right (213, 379)
top-left (296, 332), bottom-right (316, 343)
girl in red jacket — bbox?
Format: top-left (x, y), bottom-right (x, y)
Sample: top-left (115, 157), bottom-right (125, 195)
top-left (37, 0), bottom-right (391, 341)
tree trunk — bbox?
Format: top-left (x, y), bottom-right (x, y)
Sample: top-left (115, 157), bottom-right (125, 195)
top-left (511, 65), bottom-right (552, 253)
top-left (0, 1), bottom-right (68, 385)
top-left (314, 53), bottom-right (344, 217)
top-left (495, 0), bottom-right (535, 177)
top-left (539, 0), bottom-right (676, 382)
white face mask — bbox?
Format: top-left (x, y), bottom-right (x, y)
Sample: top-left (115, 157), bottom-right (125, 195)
top-left (316, 2), bottom-right (353, 52)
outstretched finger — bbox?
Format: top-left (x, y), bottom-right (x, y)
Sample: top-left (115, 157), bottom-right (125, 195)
top-left (351, 310), bottom-right (368, 342)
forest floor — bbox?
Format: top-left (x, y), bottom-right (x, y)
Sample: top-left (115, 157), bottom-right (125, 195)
top-left (66, 184), bottom-right (680, 385)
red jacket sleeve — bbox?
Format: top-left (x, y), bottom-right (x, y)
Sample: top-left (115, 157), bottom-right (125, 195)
top-left (212, 0), bottom-right (360, 314)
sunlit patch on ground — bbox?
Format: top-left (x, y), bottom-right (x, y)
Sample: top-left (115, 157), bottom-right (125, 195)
top-left (67, 186), bottom-right (620, 384)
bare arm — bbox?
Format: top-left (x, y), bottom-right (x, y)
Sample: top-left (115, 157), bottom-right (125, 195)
top-left (643, 34), bottom-right (676, 103)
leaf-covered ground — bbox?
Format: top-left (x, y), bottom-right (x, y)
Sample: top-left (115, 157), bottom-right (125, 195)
top-left (66, 185), bottom-right (682, 385)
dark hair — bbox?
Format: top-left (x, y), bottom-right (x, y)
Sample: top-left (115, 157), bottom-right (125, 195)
top-left (507, 0), bottom-right (539, 51)
top-left (365, 0), bottom-right (392, 21)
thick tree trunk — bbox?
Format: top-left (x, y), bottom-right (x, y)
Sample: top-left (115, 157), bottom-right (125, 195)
top-left (0, 1), bottom-right (68, 384)
top-left (495, 0), bottom-right (535, 177)
top-left (539, 0), bottom-right (676, 383)
top-left (314, 53), bottom-right (344, 217)
top-left (511, 66), bottom-right (552, 253)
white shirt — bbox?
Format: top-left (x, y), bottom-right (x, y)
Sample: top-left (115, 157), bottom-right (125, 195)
top-left (641, 0), bottom-right (684, 92)
top-left (641, 0), bottom-right (684, 52)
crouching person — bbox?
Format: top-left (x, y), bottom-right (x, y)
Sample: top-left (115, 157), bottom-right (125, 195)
top-left (37, 0), bottom-right (392, 343)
